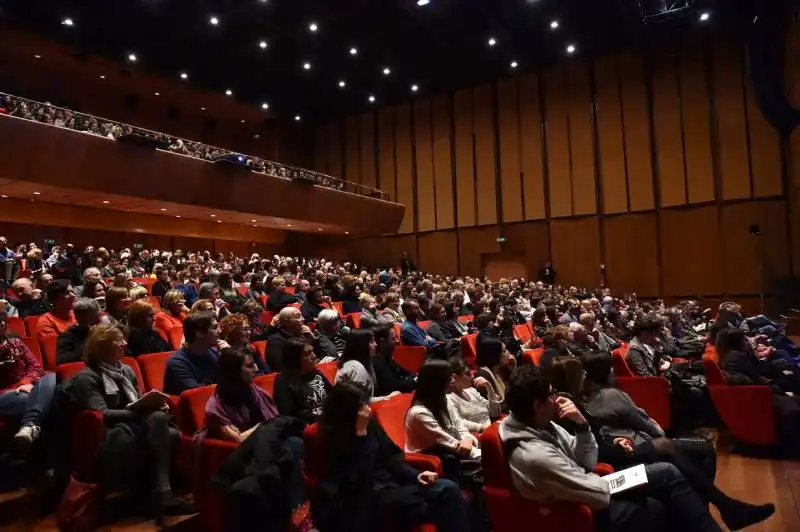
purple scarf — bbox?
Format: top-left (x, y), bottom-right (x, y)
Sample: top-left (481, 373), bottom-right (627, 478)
top-left (205, 384), bottom-right (279, 432)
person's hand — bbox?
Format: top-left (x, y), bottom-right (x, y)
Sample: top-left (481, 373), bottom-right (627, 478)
top-left (556, 396), bottom-right (587, 425)
top-left (659, 360), bottom-right (671, 372)
top-left (613, 437), bottom-right (634, 454)
top-left (756, 345), bottom-right (774, 358)
top-left (506, 352), bottom-right (518, 368)
top-left (456, 437), bottom-right (474, 456)
top-left (31, 289), bottom-right (42, 300)
top-left (355, 404), bottom-right (371, 436)
top-left (417, 471), bottom-right (438, 486)
top-left (473, 376), bottom-right (490, 389)
top-left (160, 403), bottom-right (170, 413)
top-left (387, 391), bottom-right (402, 399)
top-left (16, 384), bottom-right (34, 394)
top-left (300, 325), bottom-right (313, 336)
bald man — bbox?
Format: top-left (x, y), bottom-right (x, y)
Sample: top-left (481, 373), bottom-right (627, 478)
top-left (266, 307), bottom-right (314, 372)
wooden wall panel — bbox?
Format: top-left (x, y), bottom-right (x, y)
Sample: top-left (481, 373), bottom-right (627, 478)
top-left (414, 100), bottom-right (436, 232)
top-left (432, 95), bottom-right (455, 230)
top-left (619, 54), bottom-right (655, 211)
top-left (550, 217), bottom-right (602, 289)
top-left (720, 200), bottom-right (790, 295)
top-left (519, 74), bottom-right (546, 220)
top-left (359, 113), bottom-right (377, 189)
top-left (498, 78), bottom-right (523, 223)
top-left (313, 126), bottom-right (327, 174)
top-left (458, 226), bottom-right (501, 277)
top-left (544, 69), bottom-right (573, 217)
top-left (344, 116), bottom-right (361, 184)
top-left (326, 122), bottom-right (343, 179)
top-left (660, 206), bottom-right (721, 296)
top-left (567, 64), bottom-right (597, 215)
top-left (652, 50), bottom-right (687, 207)
top-left (418, 231), bottom-right (458, 276)
top-left (679, 49), bottom-right (715, 204)
top-left (394, 104), bottom-right (415, 233)
top-left (454, 89), bottom-right (476, 227)
top-left (712, 43), bottom-right (751, 200)
top-left (603, 213), bottom-right (660, 297)
top-left (377, 109), bottom-right (396, 202)
top-left (595, 56), bottom-right (628, 214)
top-left (473, 85), bottom-right (498, 225)
top-left (745, 78), bottom-right (783, 198)
top-left (503, 221), bottom-right (551, 280)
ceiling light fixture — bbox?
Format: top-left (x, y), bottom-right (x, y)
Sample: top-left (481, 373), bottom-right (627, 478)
top-left (349, 47), bottom-right (358, 56)
top-left (410, 84), bottom-right (419, 92)
top-left (127, 53), bottom-right (138, 63)
top-left (225, 89), bottom-right (233, 96)
top-left (317, 228), bottom-right (322, 231)
top-left (34, 55), bottom-right (41, 59)
top-left (209, 16), bottom-right (219, 25)
top-left (303, 62), bottom-right (312, 70)
top-left (550, 20), bottom-right (560, 30)
top-left (154, 92), bottom-right (160, 96)
top-left (0, 195), bottom-right (7, 199)
top-left (308, 22), bottom-right (319, 33)
top-left (566, 43), bottom-right (577, 54)
top-left (176, 215), bottom-right (181, 218)
top-left (217, 220), bottom-right (222, 223)
top-left (33, 192), bottom-right (41, 196)
top-left (161, 208), bottom-right (167, 211)
top-left (345, 231), bottom-right (350, 235)
top-left (180, 72), bottom-right (189, 80)
top-left (99, 75), bottom-right (106, 79)
top-left (241, 119), bottom-right (246, 123)
top-left (210, 214), bottom-right (216, 217)
top-left (103, 200), bottom-right (110, 204)
top-left (287, 224), bottom-right (292, 227)
top-left (201, 107), bottom-right (206, 111)
top-left (382, 67), bottom-right (391, 75)
top-left (259, 40), bottom-right (268, 49)
top-left (699, 11), bottom-right (711, 22)
top-left (417, 0), bottom-right (431, 5)
top-left (294, 115), bottom-right (301, 122)
top-left (368, 95), bottom-right (376, 103)
top-left (510, 60), bottom-right (519, 69)
top-left (338, 80), bottom-right (347, 88)
top-left (261, 102), bottom-right (269, 110)
top-left (62, 18), bottom-right (74, 27)
top-left (488, 37), bottom-right (497, 47)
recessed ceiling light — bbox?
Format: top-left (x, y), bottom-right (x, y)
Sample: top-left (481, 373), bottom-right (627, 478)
top-left (699, 11), bottom-right (711, 22)
top-left (210, 214), bottom-right (216, 217)
top-left (251, 219), bottom-right (257, 222)
top-left (261, 102), bottom-right (269, 110)
top-left (34, 54), bottom-right (41, 59)
top-left (154, 92), bottom-right (160, 96)
top-left (417, 0), bottom-right (430, 5)
top-left (160, 208), bottom-right (167, 211)
top-left (488, 37), bottom-right (497, 47)
top-left (294, 115), bottom-right (301, 122)
top-left (201, 107), bottom-right (206, 111)
top-left (0, 195), bottom-right (7, 199)
top-left (287, 224), bottom-right (292, 227)
top-left (345, 231), bottom-right (350, 235)
top-left (33, 192), bottom-right (41, 196)
top-left (252, 224), bottom-right (257, 227)
top-left (308, 22), bottom-right (319, 33)
top-left (62, 18), bottom-right (74, 27)
top-left (382, 67), bottom-right (391, 75)
top-left (349, 47), bottom-right (359, 56)
top-left (209, 16), bottom-right (219, 26)
top-left (368, 95), bottom-right (376, 103)
top-left (99, 75), bottom-right (105, 79)
top-left (510, 60), bottom-right (519, 69)
top-left (410, 84), bottom-right (419, 92)
top-left (180, 72), bottom-right (189, 80)
top-left (225, 89), bottom-right (233, 96)
top-left (176, 215), bottom-right (181, 218)
top-left (127, 53), bottom-right (138, 63)
top-left (303, 62), bottom-right (312, 70)
top-left (317, 228), bottom-right (322, 231)
top-left (259, 40), bottom-right (268, 49)
top-left (217, 220), bottom-right (222, 223)
top-left (241, 119), bottom-right (246, 123)
top-left (103, 200), bottom-right (110, 204)
top-left (338, 80), bottom-right (347, 88)
top-left (566, 43), bottom-right (577, 54)
top-left (550, 20), bottom-right (560, 30)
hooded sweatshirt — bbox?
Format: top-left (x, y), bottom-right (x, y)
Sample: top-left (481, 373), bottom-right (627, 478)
top-left (499, 414), bottom-right (611, 510)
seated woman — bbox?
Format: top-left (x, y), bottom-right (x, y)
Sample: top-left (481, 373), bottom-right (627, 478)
top-left (313, 382), bottom-right (470, 532)
top-left (0, 312), bottom-right (55, 445)
top-left (71, 324), bottom-right (193, 515)
top-left (537, 324), bottom-right (575, 369)
top-left (273, 338), bottom-right (332, 425)
top-left (424, 303), bottom-right (451, 342)
top-left (474, 337), bottom-right (516, 405)
top-left (405, 359), bottom-right (481, 463)
top-left (218, 313), bottom-right (268, 374)
top-left (359, 295), bottom-right (383, 329)
top-left (204, 347), bottom-right (278, 442)
top-left (379, 293), bottom-right (405, 325)
top-left (103, 286), bottom-right (131, 326)
top-left (125, 300), bottom-right (171, 357)
top-left (531, 308), bottom-right (552, 339)
top-left (128, 285), bottom-right (150, 303)
top-left (550, 352), bottom-right (773, 531)
top-left (335, 329), bottom-right (400, 404)
top-left (447, 357), bottom-right (501, 433)
top-left (155, 289), bottom-right (188, 333)
top-left (239, 299), bottom-right (270, 341)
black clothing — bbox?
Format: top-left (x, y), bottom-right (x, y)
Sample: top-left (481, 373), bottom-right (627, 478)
top-left (273, 370), bottom-right (332, 425)
top-left (151, 280), bottom-right (172, 298)
top-left (266, 291), bottom-right (300, 312)
top-left (373, 350), bottom-right (417, 396)
top-left (126, 327), bottom-right (172, 357)
top-left (56, 324), bottom-right (90, 365)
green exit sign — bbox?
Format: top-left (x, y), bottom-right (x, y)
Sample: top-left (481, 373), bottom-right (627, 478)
top-left (133, 243), bottom-right (143, 249)
top-left (496, 236), bottom-right (507, 244)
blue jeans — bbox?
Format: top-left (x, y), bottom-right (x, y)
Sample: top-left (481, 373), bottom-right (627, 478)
top-left (420, 478), bottom-right (471, 532)
top-left (0, 372), bottom-right (56, 427)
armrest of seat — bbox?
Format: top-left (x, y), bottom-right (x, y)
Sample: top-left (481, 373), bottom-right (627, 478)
top-left (707, 384), bottom-right (776, 445)
top-left (70, 410), bottom-right (106, 477)
top-left (404, 453), bottom-right (443, 475)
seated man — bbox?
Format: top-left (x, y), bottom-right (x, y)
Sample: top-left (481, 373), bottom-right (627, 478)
top-left (163, 311), bottom-right (220, 395)
top-left (314, 309), bottom-right (348, 361)
top-left (266, 307), bottom-right (313, 372)
top-left (501, 365), bottom-right (724, 532)
top-left (37, 279), bottom-right (77, 336)
top-left (150, 265), bottom-right (173, 298)
top-left (6, 278), bottom-right (46, 318)
top-left (266, 277), bottom-right (300, 312)
top-left (57, 297), bottom-right (102, 364)
top-left (400, 299), bottom-right (437, 350)
top-left (74, 267), bottom-right (104, 297)
top-left (300, 286), bottom-right (328, 323)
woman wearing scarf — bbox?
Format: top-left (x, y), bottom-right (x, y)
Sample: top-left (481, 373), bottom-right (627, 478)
top-left (71, 324), bottom-right (194, 517)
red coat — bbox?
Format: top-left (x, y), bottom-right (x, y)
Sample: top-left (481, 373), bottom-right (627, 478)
top-left (0, 338), bottom-right (46, 392)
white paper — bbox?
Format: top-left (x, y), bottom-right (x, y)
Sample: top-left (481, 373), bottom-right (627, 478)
top-left (605, 464), bottom-right (648, 495)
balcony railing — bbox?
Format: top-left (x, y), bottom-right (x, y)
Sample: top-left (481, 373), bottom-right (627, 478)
top-left (0, 91), bottom-right (390, 201)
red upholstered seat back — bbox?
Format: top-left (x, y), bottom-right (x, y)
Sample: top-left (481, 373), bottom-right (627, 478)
top-left (178, 385), bottom-right (216, 434)
top-left (372, 392), bottom-right (413, 449)
top-left (137, 351), bottom-right (172, 391)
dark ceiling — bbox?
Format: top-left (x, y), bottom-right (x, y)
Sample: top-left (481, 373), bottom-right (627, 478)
top-left (1, 0), bottom-right (759, 122)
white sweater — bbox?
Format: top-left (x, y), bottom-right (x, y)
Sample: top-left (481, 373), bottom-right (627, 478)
top-left (448, 387), bottom-right (502, 433)
top-left (404, 397), bottom-right (481, 459)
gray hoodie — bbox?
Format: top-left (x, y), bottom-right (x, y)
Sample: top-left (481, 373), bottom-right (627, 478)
top-left (499, 415), bottom-right (611, 510)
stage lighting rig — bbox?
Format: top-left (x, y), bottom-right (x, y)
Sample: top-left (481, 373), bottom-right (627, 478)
top-left (630, 0), bottom-right (697, 23)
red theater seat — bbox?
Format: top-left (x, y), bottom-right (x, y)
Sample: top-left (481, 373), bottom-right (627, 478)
top-left (251, 340), bottom-right (267, 362)
top-left (460, 334), bottom-right (478, 368)
top-left (522, 348), bottom-right (545, 366)
top-left (481, 422), bottom-right (596, 532)
top-left (168, 326), bottom-right (184, 350)
top-left (39, 334), bottom-right (58, 370)
top-left (6, 316), bottom-right (26, 337)
top-left (371, 393), bottom-right (442, 475)
top-left (178, 385), bottom-right (216, 435)
top-left (513, 323), bottom-right (533, 344)
top-left (25, 315), bottom-right (41, 337)
top-left (610, 344), bottom-right (671, 429)
top-left (137, 351), bottom-right (171, 391)
top-left (317, 361), bottom-right (338, 384)
top-left (22, 336), bottom-right (43, 367)
top-left (254, 373), bottom-right (277, 397)
top-left (121, 356), bottom-right (146, 394)
top-left (148, 296), bottom-right (162, 311)
top-left (392, 345), bottom-right (427, 374)
top-left (346, 312), bottom-right (361, 329)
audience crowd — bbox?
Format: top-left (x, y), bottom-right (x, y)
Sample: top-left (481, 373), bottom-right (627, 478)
top-left (0, 91), bottom-right (384, 198)
top-left (0, 236), bottom-right (794, 531)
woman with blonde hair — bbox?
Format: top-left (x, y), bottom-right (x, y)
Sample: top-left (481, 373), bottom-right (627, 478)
top-left (128, 285), bottom-right (149, 302)
top-left (126, 300), bottom-right (171, 357)
top-left (155, 289), bottom-right (188, 333)
top-left (71, 324), bottom-right (194, 516)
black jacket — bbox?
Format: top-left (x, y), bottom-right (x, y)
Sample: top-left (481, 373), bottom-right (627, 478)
top-left (266, 328), bottom-right (294, 372)
top-left (151, 280), bottom-right (172, 298)
top-left (373, 350), bottom-right (416, 396)
top-left (266, 291), bottom-right (300, 312)
top-left (125, 327), bottom-right (171, 357)
top-left (57, 324), bottom-right (90, 365)
top-left (273, 370), bottom-right (332, 426)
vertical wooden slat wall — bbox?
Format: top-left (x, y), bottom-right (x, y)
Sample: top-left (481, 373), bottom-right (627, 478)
top-left (316, 32), bottom-right (797, 295)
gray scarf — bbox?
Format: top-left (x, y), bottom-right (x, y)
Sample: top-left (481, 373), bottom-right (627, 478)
top-left (98, 362), bottom-right (140, 406)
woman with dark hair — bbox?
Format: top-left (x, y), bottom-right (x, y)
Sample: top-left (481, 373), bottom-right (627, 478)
top-left (404, 360), bottom-right (480, 460)
top-left (447, 357), bottom-right (500, 433)
top-left (335, 329), bottom-right (399, 403)
top-left (424, 302), bottom-right (450, 342)
top-left (538, 324), bottom-right (574, 369)
top-left (313, 382), bottom-right (470, 532)
top-left (273, 338), bottom-right (332, 425)
top-left (204, 347), bottom-right (278, 443)
top-left (474, 337), bottom-right (515, 405)
top-left (556, 351), bottom-right (773, 531)
top-left (531, 308), bottom-right (551, 339)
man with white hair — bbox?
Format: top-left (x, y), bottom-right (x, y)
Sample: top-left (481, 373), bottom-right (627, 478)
top-left (266, 306), bottom-right (314, 371)
top-left (74, 267), bottom-right (104, 297)
top-left (314, 309), bottom-right (348, 361)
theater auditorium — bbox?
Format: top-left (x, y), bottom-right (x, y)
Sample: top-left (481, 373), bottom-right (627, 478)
top-left (1, 0), bottom-right (800, 530)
